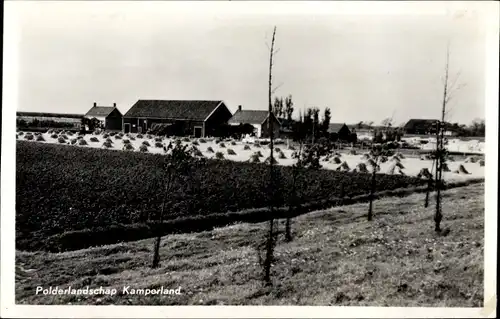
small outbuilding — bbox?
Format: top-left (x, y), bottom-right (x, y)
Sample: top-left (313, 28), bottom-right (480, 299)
top-left (84, 102), bottom-right (123, 131)
top-left (228, 105), bottom-right (281, 138)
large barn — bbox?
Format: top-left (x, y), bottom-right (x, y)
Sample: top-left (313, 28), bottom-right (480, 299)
top-left (227, 105), bottom-right (281, 138)
top-left (122, 100), bottom-right (232, 137)
top-left (84, 103), bottom-right (123, 131)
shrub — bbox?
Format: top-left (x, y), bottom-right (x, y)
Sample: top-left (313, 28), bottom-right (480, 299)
top-left (36, 135), bottom-right (45, 142)
top-left (123, 143), bottom-right (135, 151)
top-left (51, 134), bottom-right (58, 139)
top-left (24, 134), bottom-right (34, 141)
top-left (70, 138), bottom-right (77, 145)
top-left (155, 142), bottom-right (163, 148)
top-left (102, 141), bottom-right (113, 148)
top-left (90, 137), bottom-right (99, 143)
top-left (199, 138), bottom-right (207, 143)
top-left (123, 139), bottom-right (131, 144)
top-left (215, 152), bottom-right (225, 160)
top-left (142, 140), bottom-right (151, 147)
top-left (207, 146), bottom-right (215, 153)
top-left (139, 145), bottom-right (148, 152)
top-left (244, 145), bottom-right (251, 150)
top-left (58, 137), bottom-right (66, 144)
top-left (78, 139), bottom-right (88, 146)
top-left (227, 149), bottom-right (236, 155)
top-left (219, 142), bottom-right (226, 148)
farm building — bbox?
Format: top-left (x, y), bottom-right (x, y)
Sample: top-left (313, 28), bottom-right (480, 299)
top-left (404, 119), bottom-right (438, 135)
top-left (228, 105), bottom-right (281, 138)
top-left (328, 123), bottom-right (352, 141)
top-left (122, 100), bottom-right (232, 137)
top-left (404, 119), bottom-right (458, 136)
top-left (16, 111), bottom-right (83, 130)
top-left (84, 102), bottom-right (123, 131)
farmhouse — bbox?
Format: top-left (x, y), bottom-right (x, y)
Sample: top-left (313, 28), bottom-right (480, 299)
top-left (84, 102), bottom-right (123, 131)
top-left (228, 105), bottom-right (281, 138)
top-left (122, 99), bottom-right (232, 137)
top-left (328, 123), bottom-right (351, 141)
top-left (16, 111), bottom-right (83, 130)
top-left (404, 119), bottom-right (439, 135)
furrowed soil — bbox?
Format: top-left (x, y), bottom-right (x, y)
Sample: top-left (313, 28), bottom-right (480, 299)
top-left (16, 183), bottom-right (484, 306)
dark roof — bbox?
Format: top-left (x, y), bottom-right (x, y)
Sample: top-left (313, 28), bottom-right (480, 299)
top-left (228, 110), bottom-right (271, 125)
top-left (328, 123), bottom-right (349, 133)
top-left (404, 119), bottom-right (438, 129)
top-left (85, 106), bottom-right (117, 118)
top-left (17, 112), bottom-right (83, 119)
top-left (124, 100), bottom-right (224, 121)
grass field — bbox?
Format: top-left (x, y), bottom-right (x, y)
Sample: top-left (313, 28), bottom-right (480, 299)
top-left (16, 183), bottom-right (484, 306)
top-left (16, 141), bottom-right (427, 252)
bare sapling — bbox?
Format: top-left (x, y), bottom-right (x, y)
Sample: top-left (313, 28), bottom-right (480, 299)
top-left (263, 26), bottom-right (277, 285)
top-left (152, 140), bottom-right (193, 268)
top-left (433, 44), bottom-right (464, 234)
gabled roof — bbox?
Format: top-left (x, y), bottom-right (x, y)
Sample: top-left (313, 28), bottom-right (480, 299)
top-left (404, 119), bottom-right (438, 129)
top-left (228, 110), bottom-right (279, 125)
top-left (328, 123), bottom-right (349, 133)
top-left (85, 106), bottom-right (117, 118)
top-left (124, 100), bottom-right (224, 121)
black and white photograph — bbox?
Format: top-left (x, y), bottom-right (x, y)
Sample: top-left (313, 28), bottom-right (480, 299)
top-left (1, 1), bottom-right (498, 318)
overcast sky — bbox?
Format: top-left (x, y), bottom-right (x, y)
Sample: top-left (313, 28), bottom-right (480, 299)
top-left (8, 1), bottom-right (491, 125)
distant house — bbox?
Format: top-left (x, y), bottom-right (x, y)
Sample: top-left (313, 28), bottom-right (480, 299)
top-left (16, 111), bottom-right (83, 130)
top-left (404, 119), bottom-right (439, 135)
top-left (227, 105), bottom-right (281, 138)
top-left (328, 123), bottom-right (351, 141)
top-left (84, 102), bottom-right (123, 131)
top-left (122, 100), bottom-right (232, 137)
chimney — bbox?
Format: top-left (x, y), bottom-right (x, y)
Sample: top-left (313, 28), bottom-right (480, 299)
top-left (238, 105), bottom-right (242, 111)
top-left (93, 102), bottom-right (97, 107)
top-left (113, 102), bottom-right (116, 107)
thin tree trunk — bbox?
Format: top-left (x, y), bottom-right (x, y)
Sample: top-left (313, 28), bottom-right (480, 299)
top-left (368, 167), bottom-right (376, 221)
top-left (264, 26), bottom-right (277, 285)
top-left (152, 172), bottom-right (172, 269)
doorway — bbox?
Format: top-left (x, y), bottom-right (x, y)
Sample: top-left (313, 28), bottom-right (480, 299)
top-left (124, 123), bottom-right (130, 133)
top-left (194, 126), bottom-right (203, 138)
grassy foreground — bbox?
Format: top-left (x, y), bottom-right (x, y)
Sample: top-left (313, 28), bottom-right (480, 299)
top-left (16, 184), bottom-right (484, 306)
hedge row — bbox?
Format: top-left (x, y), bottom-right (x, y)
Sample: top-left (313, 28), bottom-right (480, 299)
top-left (20, 178), bottom-right (483, 252)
